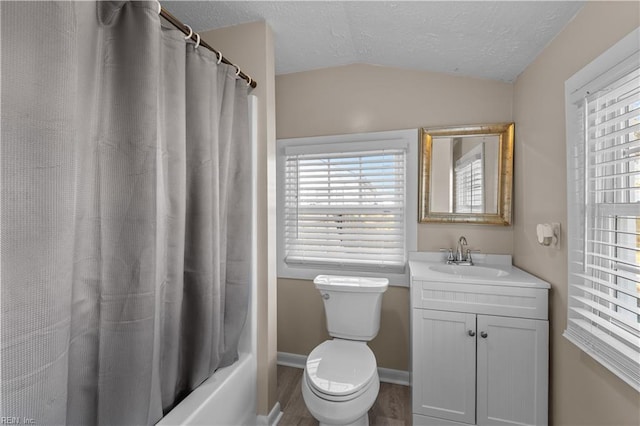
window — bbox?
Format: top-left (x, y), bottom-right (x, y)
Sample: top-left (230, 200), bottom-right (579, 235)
top-left (564, 27), bottom-right (640, 391)
top-left (276, 130), bottom-right (418, 286)
top-left (454, 144), bottom-right (484, 213)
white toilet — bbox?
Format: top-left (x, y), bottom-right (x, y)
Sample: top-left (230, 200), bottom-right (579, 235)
top-left (301, 275), bottom-right (389, 426)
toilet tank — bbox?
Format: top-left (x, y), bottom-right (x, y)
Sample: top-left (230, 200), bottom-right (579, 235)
top-left (313, 275), bottom-right (389, 341)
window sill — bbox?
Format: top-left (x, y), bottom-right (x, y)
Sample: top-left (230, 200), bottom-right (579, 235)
top-left (278, 262), bottom-right (410, 287)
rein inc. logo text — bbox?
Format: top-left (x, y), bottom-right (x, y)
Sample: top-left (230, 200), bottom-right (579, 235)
top-left (0, 418), bottom-right (35, 425)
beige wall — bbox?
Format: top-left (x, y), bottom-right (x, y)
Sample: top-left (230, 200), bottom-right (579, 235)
top-left (430, 137), bottom-right (453, 212)
top-left (201, 21), bottom-right (279, 416)
top-left (276, 64), bottom-right (514, 370)
top-left (512, 2), bottom-right (640, 425)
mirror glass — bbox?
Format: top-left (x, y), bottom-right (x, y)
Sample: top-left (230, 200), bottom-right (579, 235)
top-left (430, 135), bottom-right (500, 214)
top-left (419, 123), bottom-right (514, 225)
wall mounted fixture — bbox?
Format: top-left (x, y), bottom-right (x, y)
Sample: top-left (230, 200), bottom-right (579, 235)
top-left (536, 223), bottom-right (560, 247)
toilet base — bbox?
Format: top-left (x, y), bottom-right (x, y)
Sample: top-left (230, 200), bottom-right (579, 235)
top-left (319, 412), bottom-right (368, 426)
top-left (302, 369), bottom-right (379, 426)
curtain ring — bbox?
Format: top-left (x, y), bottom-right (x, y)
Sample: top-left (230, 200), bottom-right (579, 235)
top-left (246, 76), bottom-right (252, 87)
top-left (216, 50), bottom-right (223, 64)
top-left (233, 64), bottom-right (241, 77)
top-left (194, 33), bottom-right (201, 49)
top-left (184, 25), bottom-right (193, 40)
top-left (157, 1), bottom-right (161, 14)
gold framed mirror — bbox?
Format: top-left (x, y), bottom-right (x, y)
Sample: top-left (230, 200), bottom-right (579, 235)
top-left (419, 123), bottom-right (514, 225)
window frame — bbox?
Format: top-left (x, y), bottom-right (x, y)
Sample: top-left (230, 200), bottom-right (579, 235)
top-left (454, 143), bottom-right (484, 213)
top-left (564, 27), bottom-right (640, 391)
top-left (276, 129), bottom-right (418, 287)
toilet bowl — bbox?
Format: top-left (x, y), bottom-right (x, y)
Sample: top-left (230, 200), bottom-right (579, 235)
top-left (302, 339), bottom-right (380, 426)
top-left (302, 275), bottom-right (389, 426)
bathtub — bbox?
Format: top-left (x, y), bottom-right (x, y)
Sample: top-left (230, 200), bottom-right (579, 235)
top-left (157, 96), bottom-right (259, 426)
top-left (157, 350), bottom-right (257, 426)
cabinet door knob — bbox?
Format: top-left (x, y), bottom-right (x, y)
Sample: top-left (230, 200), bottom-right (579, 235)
top-left (468, 330), bottom-right (476, 337)
top-left (480, 331), bottom-right (488, 338)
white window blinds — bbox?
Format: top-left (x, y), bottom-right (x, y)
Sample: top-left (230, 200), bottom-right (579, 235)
top-left (283, 148), bottom-right (407, 271)
top-left (454, 145), bottom-right (484, 213)
top-left (565, 46), bottom-right (640, 391)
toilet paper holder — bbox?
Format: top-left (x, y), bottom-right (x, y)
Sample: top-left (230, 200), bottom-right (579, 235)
top-left (536, 223), bottom-right (560, 247)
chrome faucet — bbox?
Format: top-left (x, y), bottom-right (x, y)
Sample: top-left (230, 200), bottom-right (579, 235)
top-left (441, 236), bottom-right (476, 265)
top-left (456, 236), bottom-right (468, 262)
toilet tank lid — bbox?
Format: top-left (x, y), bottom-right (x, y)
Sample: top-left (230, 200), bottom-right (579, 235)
top-left (313, 275), bottom-right (389, 292)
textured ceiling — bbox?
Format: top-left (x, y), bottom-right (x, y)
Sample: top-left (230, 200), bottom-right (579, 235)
top-left (161, 1), bottom-right (584, 82)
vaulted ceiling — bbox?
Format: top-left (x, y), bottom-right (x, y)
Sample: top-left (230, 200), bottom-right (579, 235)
top-left (162, 1), bottom-right (584, 82)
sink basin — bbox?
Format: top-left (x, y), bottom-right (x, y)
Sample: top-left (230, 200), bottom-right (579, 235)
top-left (429, 264), bottom-right (510, 278)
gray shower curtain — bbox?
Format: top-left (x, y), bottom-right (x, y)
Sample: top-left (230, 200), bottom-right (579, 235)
top-left (1, 1), bottom-right (251, 424)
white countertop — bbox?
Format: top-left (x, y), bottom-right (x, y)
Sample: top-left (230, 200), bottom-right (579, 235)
top-left (409, 251), bottom-right (551, 289)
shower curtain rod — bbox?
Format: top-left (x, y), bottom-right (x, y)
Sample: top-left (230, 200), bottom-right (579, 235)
top-left (160, 6), bottom-right (257, 89)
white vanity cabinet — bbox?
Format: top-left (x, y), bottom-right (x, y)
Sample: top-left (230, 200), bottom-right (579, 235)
top-left (409, 254), bottom-right (550, 426)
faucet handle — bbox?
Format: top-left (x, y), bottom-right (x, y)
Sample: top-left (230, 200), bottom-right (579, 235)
top-left (466, 249), bottom-right (480, 264)
top-left (439, 248), bottom-right (455, 262)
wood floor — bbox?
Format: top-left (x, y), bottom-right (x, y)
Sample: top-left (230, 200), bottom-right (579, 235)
top-left (277, 365), bottom-right (411, 426)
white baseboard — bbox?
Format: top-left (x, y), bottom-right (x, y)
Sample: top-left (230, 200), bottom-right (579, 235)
top-left (377, 366), bottom-right (411, 386)
top-left (257, 401), bottom-right (282, 426)
top-left (277, 351), bottom-right (410, 386)
top-left (277, 351), bottom-right (307, 369)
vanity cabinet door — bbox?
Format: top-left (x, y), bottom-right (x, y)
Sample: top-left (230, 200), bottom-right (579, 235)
top-left (412, 309), bottom-right (477, 424)
top-left (476, 315), bottom-right (549, 426)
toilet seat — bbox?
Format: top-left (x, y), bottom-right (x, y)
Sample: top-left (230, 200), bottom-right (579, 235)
top-left (305, 340), bottom-right (377, 402)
